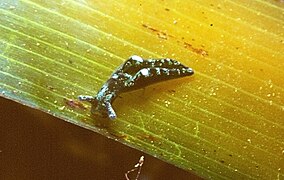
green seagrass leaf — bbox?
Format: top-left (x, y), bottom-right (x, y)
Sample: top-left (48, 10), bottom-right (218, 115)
top-left (0, 0), bottom-right (283, 179)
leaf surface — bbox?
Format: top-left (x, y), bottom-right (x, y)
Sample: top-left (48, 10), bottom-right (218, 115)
top-left (0, 0), bottom-right (283, 179)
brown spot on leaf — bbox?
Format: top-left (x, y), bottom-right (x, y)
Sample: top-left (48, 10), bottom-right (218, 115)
top-left (142, 24), bottom-right (173, 40)
top-left (109, 131), bottom-right (128, 140)
top-left (63, 98), bottom-right (87, 110)
top-left (142, 24), bottom-right (208, 56)
top-left (183, 42), bottom-right (208, 56)
top-left (138, 133), bottom-right (157, 142)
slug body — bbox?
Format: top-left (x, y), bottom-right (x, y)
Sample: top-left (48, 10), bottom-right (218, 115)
top-left (78, 55), bottom-right (194, 120)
